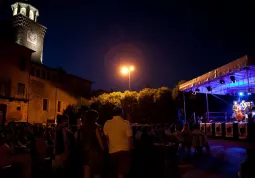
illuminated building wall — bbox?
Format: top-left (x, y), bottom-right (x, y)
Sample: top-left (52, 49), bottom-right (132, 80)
top-left (0, 42), bottom-right (92, 125)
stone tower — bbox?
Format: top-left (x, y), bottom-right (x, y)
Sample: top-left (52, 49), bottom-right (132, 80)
top-left (11, 1), bottom-right (47, 64)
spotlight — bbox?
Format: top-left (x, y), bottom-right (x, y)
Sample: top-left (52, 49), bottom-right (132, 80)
top-left (230, 75), bottom-right (236, 83)
top-left (239, 92), bottom-right (244, 96)
top-left (195, 88), bottom-right (200, 92)
top-left (206, 86), bottom-right (212, 92)
top-left (248, 92), bottom-right (252, 95)
top-left (219, 80), bottom-right (225, 84)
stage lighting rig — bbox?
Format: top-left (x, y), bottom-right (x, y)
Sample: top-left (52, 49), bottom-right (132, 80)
top-left (206, 86), bottom-right (212, 92)
top-left (219, 80), bottom-right (225, 84)
top-left (195, 88), bottom-right (200, 92)
top-left (230, 75), bottom-right (236, 83)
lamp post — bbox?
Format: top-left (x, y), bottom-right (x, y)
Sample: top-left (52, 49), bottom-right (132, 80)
top-left (121, 66), bottom-right (134, 90)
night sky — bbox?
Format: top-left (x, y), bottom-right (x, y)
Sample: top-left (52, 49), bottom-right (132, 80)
top-left (1, 0), bottom-right (255, 91)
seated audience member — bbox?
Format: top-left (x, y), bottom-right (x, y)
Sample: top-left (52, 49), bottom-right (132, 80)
top-left (192, 125), bottom-right (210, 155)
top-left (238, 149), bottom-right (255, 178)
top-left (181, 123), bottom-right (192, 157)
top-left (35, 127), bottom-right (48, 163)
top-left (0, 132), bottom-right (31, 178)
top-left (134, 126), bottom-right (143, 141)
top-left (0, 133), bottom-right (12, 168)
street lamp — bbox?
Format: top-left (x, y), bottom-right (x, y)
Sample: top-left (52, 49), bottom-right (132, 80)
top-left (121, 66), bottom-right (135, 90)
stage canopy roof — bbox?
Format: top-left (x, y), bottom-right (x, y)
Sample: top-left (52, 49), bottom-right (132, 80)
top-left (179, 55), bottom-right (255, 95)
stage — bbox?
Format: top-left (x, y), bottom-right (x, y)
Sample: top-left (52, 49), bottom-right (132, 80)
top-left (179, 55), bottom-right (255, 139)
top-left (199, 121), bottom-right (255, 140)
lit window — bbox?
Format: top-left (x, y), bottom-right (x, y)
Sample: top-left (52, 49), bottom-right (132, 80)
top-left (57, 101), bottom-right (61, 112)
top-left (13, 8), bottom-right (18, 16)
top-left (20, 7), bottom-right (26, 16)
top-left (43, 99), bottom-right (48, 111)
top-left (29, 10), bottom-right (34, 20)
top-left (17, 83), bottom-right (25, 95)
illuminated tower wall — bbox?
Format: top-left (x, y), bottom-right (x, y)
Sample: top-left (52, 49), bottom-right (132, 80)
top-left (11, 2), bottom-right (46, 64)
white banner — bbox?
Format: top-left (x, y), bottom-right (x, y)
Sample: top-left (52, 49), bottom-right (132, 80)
top-left (225, 123), bottom-right (233, 137)
top-left (200, 123), bottom-right (206, 133)
top-left (238, 122), bottom-right (248, 139)
top-left (215, 123), bottom-right (222, 137)
top-left (206, 123), bottom-right (212, 136)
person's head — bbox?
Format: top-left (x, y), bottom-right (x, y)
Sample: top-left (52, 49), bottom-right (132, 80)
top-left (0, 133), bottom-right (5, 146)
top-left (142, 126), bottom-right (148, 134)
top-left (113, 106), bottom-right (124, 117)
top-left (82, 110), bottom-right (99, 125)
top-left (182, 123), bottom-right (189, 131)
top-left (38, 126), bottom-right (44, 137)
top-left (246, 148), bottom-right (255, 160)
top-left (170, 124), bottom-right (176, 133)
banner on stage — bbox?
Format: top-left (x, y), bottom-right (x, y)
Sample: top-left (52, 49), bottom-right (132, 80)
top-left (238, 122), bottom-right (248, 139)
top-left (206, 123), bottom-right (212, 136)
top-left (225, 123), bottom-right (233, 137)
top-left (200, 123), bottom-right (206, 133)
top-left (215, 123), bottom-right (222, 137)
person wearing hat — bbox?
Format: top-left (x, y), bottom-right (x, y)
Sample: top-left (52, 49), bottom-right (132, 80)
top-left (104, 107), bottom-right (133, 178)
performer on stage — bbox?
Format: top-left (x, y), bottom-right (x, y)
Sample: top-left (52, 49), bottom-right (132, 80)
top-left (240, 100), bottom-right (248, 120)
top-left (232, 101), bottom-right (239, 119)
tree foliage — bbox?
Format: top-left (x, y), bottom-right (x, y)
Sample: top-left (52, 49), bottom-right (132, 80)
top-left (64, 87), bottom-right (177, 125)
top-left (172, 80), bottom-right (186, 100)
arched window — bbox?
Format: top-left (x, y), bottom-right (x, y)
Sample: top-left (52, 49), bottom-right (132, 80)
top-left (29, 10), bottom-right (34, 20)
top-left (20, 7), bottom-right (26, 16)
top-left (13, 8), bottom-right (18, 15)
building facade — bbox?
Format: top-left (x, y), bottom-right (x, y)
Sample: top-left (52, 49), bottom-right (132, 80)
top-left (0, 1), bottom-right (93, 125)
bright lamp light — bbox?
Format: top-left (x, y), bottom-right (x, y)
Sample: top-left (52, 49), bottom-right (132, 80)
top-left (121, 67), bottom-right (128, 74)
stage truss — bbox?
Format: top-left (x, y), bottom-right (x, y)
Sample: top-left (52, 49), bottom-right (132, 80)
top-left (178, 55), bottom-right (255, 122)
top-left (179, 55), bottom-right (255, 95)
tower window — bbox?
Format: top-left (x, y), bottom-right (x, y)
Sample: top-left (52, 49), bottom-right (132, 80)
top-left (13, 8), bottom-right (18, 16)
top-left (29, 10), bottom-right (34, 20)
top-left (20, 7), bottom-right (26, 16)
top-left (43, 99), bottom-right (48, 111)
top-left (17, 83), bottom-right (25, 95)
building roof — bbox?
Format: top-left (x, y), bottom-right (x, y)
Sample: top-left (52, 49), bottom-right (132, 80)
top-left (31, 62), bottom-right (94, 84)
top-left (0, 40), bottom-right (35, 53)
top-left (179, 55), bottom-right (255, 95)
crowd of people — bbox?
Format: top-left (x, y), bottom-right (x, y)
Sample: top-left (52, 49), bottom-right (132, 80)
top-left (0, 106), bottom-right (253, 178)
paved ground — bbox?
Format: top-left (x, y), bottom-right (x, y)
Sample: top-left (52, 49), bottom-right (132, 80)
top-left (32, 139), bottom-right (251, 178)
top-left (180, 139), bottom-right (250, 178)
